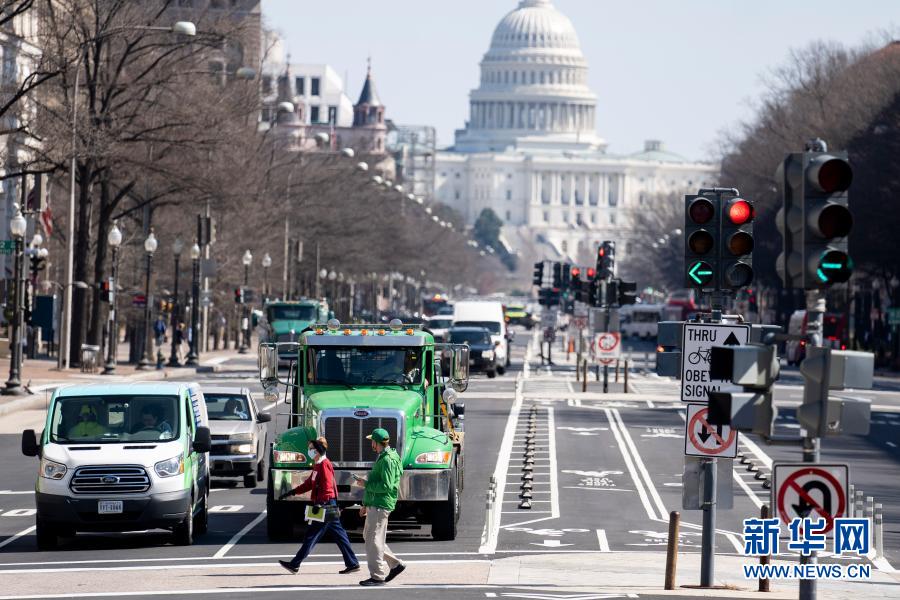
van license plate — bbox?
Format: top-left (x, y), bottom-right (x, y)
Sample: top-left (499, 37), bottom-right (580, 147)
top-left (98, 500), bottom-right (123, 514)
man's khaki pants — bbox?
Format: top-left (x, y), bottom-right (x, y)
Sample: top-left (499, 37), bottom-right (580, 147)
top-left (363, 507), bottom-right (402, 581)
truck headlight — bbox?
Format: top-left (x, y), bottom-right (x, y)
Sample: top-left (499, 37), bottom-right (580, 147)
top-left (415, 451), bottom-right (451, 465)
top-left (273, 449), bottom-right (306, 464)
top-left (236, 444), bottom-right (254, 454)
top-left (39, 458), bottom-right (67, 480)
top-left (154, 454), bottom-right (184, 478)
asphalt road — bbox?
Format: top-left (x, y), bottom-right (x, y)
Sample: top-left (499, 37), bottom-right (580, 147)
top-left (0, 329), bottom-right (896, 600)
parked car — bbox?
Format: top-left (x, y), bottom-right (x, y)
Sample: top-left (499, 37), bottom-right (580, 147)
top-left (448, 326), bottom-right (499, 378)
top-left (203, 387), bottom-right (271, 488)
top-left (425, 316), bottom-right (454, 341)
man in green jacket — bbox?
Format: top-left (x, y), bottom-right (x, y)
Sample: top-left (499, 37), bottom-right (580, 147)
top-left (357, 428), bottom-right (405, 586)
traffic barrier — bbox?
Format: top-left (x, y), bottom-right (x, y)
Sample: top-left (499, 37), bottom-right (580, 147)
top-left (582, 359), bottom-right (588, 393)
top-left (759, 505), bottom-right (771, 592)
top-left (848, 484), bottom-right (855, 516)
top-left (664, 510), bottom-right (680, 590)
top-left (624, 359), bottom-right (629, 393)
top-left (875, 503), bottom-right (884, 558)
top-left (855, 490), bottom-right (864, 520)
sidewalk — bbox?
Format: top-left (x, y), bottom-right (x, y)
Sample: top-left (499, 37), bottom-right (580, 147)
top-left (0, 343), bottom-right (249, 417)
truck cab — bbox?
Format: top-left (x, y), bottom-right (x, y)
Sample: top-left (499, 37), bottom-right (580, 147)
top-left (259, 319), bottom-right (469, 541)
top-left (259, 300), bottom-right (329, 357)
top-left (21, 382), bottom-right (212, 549)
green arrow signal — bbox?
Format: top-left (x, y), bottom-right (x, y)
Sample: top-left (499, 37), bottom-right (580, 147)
top-left (688, 261), bottom-right (713, 285)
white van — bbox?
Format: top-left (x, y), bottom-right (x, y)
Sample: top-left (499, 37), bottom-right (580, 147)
top-left (620, 304), bottom-right (665, 340)
top-left (453, 300), bottom-right (510, 374)
top-left (22, 382), bottom-right (212, 549)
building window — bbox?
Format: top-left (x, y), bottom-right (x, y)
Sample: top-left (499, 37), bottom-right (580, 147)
top-left (455, 172), bottom-right (461, 179)
top-left (506, 210), bottom-right (511, 221)
top-left (262, 75), bottom-right (273, 94)
top-left (310, 105), bottom-right (320, 123)
top-left (295, 77), bottom-right (304, 95)
top-left (574, 189), bottom-right (582, 205)
top-left (261, 107), bottom-right (271, 122)
top-left (610, 213), bottom-right (617, 225)
top-left (327, 106), bottom-right (337, 124)
top-left (543, 211), bottom-right (549, 222)
top-left (506, 190), bottom-right (512, 200)
top-left (454, 191), bottom-right (460, 200)
top-left (576, 213), bottom-right (583, 226)
top-left (563, 213), bottom-right (569, 223)
top-left (311, 77), bottom-right (320, 96)
top-left (561, 240), bottom-right (568, 253)
top-left (590, 213), bottom-right (597, 224)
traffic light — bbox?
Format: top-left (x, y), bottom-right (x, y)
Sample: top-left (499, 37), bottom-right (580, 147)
top-left (604, 280), bottom-right (617, 307)
top-left (617, 280), bottom-right (637, 305)
top-left (532, 261), bottom-right (544, 287)
top-left (684, 194), bottom-right (717, 289)
top-left (596, 241), bottom-right (615, 280)
top-left (797, 346), bottom-right (873, 437)
top-left (570, 267), bottom-right (582, 299)
top-left (707, 344), bottom-right (779, 436)
top-left (100, 278), bottom-right (114, 304)
top-left (720, 197), bottom-right (754, 288)
top-left (552, 262), bottom-right (562, 288)
top-left (234, 287), bottom-right (245, 304)
top-left (776, 151), bottom-right (853, 289)
top-left (586, 279), bottom-right (599, 306)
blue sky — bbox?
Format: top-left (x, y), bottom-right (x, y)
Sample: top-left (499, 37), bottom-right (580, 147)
top-left (261, 0), bottom-right (897, 160)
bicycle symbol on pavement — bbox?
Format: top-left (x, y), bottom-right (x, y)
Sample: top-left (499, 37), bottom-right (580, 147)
top-left (687, 347), bottom-right (711, 365)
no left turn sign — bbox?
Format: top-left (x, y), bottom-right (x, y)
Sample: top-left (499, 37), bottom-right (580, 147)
top-left (772, 463), bottom-right (848, 534)
top-left (683, 403), bottom-right (738, 458)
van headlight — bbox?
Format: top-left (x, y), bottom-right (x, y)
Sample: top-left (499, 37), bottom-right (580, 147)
top-left (273, 449), bottom-right (306, 464)
top-left (154, 454), bottom-right (184, 478)
top-left (415, 451), bottom-right (451, 465)
top-left (483, 350), bottom-right (495, 360)
top-left (39, 458), bottom-right (67, 480)
top-left (236, 444), bottom-right (254, 454)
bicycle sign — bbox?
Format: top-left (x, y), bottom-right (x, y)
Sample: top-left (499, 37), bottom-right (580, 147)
top-left (680, 322), bottom-right (749, 402)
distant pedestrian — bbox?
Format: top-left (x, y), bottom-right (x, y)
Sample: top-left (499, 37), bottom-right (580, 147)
top-left (174, 323), bottom-right (186, 362)
top-left (277, 437), bottom-right (359, 575)
top-left (356, 428), bottom-right (405, 586)
top-left (153, 315), bottom-right (166, 347)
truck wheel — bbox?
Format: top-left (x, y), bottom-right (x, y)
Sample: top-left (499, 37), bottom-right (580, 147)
top-left (256, 459), bottom-right (266, 483)
top-left (266, 474), bottom-right (291, 541)
top-left (497, 365), bottom-right (506, 376)
top-left (194, 492), bottom-right (208, 536)
top-left (431, 464), bottom-right (459, 541)
top-left (174, 501), bottom-right (194, 546)
top-left (35, 518), bottom-right (58, 551)
top-left (486, 368), bottom-right (497, 379)
top-left (244, 473), bottom-right (257, 488)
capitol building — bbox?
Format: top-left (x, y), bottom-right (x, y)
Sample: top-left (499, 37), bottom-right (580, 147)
top-left (435, 0), bottom-right (718, 266)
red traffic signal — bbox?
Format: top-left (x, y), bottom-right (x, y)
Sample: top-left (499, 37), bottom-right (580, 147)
top-left (726, 199), bottom-right (754, 225)
top-left (571, 267), bottom-right (581, 278)
top-left (586, 267), bottom-right (596, 278)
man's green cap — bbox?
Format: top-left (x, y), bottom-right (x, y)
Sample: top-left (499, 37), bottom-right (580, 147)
top-left (366, 428), bottom-right (390, 443)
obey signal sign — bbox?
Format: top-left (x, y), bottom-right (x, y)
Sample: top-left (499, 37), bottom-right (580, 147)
top-left (683, 403), bottom-right (738, 458)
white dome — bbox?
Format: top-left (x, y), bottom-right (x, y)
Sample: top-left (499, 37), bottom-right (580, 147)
top-left (488, 0), bottom-right (583, 59)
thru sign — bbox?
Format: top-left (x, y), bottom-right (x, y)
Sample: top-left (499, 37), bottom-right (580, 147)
top-left (680, 322), bottom-right (749, 402)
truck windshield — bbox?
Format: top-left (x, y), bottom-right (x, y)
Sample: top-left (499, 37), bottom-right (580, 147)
top-left (454, 320), bottom-right (501, 334)
top-left (49, 395), bottom-right (181, 444)
top-left (307, 346), bottom-right (423, 386)
top-left (268, 305), bottom-right (317, 321)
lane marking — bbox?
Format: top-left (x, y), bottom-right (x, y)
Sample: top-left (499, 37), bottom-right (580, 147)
top-left (611, 409), bottom-right (667, 518)
top-left (0, 491), bottom-right (33, 496)
top-left (596, 528), bottom-right (611, 552)
top-left (604, 408), bottom-right (657, 520)
top-left (0, 525), bottom-right (36, 550)
top-left (209, 505), bottom-right (243, 513)
top-left (213, 510), bottom-right (267, 558)
top-left (500, 406), bottom-right (560, 530)
top-left (478, 373), bottom-right (523, 554)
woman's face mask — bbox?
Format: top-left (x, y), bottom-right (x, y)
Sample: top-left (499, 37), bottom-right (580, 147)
top-left (308, 448), bottom-right (317, 460)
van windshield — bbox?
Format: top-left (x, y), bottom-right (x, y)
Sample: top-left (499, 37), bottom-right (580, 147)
top-left (49, 395), bottom-right (181, 444)
top-left (454, 320), bottom-right (501, 334)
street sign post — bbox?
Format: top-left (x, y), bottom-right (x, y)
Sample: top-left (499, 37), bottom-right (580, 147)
top-left (680, 322), bottom-right (750, 402)
top-left (684, 403), bottom-right (738, 458)
top-left (682, 456), bottom-right (734, 510)
top-left (772, 463), bottom-right (848, 535)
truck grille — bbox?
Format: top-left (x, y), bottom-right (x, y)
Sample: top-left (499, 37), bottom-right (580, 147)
top-left (323, 416), bottom-right (400, 464)
top-left (69, 465), bottom-right (151, 495)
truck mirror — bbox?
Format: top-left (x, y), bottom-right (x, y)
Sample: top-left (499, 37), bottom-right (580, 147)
top-left (442, 388), bottom-right (458, 405)
top-left (21, 429), bottom-right (39, 457)
top-left (451, 345), bottom-right (469, 392)
top-left (193, 426), bottom-right (211, 453)
top-left (258, 343), bottom-right (278, 386)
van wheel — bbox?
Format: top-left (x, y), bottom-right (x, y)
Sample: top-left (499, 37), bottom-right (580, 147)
top-left (486, 369), bottom-right (497, 379)
top-left (35, 518), bottom-right (58, 551)
top-left (431, 463), bottom-right (459, 541)
top-left (194, 493), bottom-right (208, 536)
top-left (497, 365), bottom-right (506, 376)
top-left (266, 474), bottom-right (292, 541)
top-left (244, 473), bottom-right (257, 488)
top-left (174, 502), bottom-right (194, 546)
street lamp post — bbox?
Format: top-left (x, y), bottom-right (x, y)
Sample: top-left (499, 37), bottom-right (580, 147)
top-left (239, 250), bottom-right (252, 354)
top-left (3, 205), bottom-right (27, 395)
top-left (102, 221), bottom-right (123, 374)
top-left (168, 238), bottom-right (183, 367)
top-left (186, 242), bottom-right (200, 366)
top-left (262, 253), bottom-right (272, 301)
top-left (136, 230), bottom-right (158, 370)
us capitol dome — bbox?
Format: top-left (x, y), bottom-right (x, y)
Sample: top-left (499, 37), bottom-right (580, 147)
top-left (435, 0), bottom-right (718, 267)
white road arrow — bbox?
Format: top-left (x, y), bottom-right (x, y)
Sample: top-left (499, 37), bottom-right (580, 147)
top-left (529, 539), bottom-right (573, 548)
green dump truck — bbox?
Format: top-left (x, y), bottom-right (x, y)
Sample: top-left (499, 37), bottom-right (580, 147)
top-left (258, 319), bottom-right (469, 541)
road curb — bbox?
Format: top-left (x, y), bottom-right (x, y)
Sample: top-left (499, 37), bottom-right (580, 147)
top-left (0, 393), bottom-right (49, 416)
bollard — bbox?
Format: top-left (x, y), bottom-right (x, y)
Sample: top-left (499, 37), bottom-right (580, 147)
top-left (644, 350), bottom-right (650, 373)
top-left (865, 496), bottom-right (874, 521)
top-left (875, 503), bottom-right (883, 558)
top-left (615, 360), bottom-right (620, 383)
top-left (582, 359), bottom-right (587, 393)
top-left (603, 365), bottom-right (609, 394)
top-left (664, 510), bottom-right (680, 590)
top-left (575, 355), bottom-right (580, 381)
top-left (759, 505), bottom-right (771, 592)
top-left (855, 491), bottom-right (864, 520)
top-left (595, 363), bottom-right (600, 381)
top-left (848, 484), bottom-right (855, 517)
top-left (624, 359), bottom-right (629, 393)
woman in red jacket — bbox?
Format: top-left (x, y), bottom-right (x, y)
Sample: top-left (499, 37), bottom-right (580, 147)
top-left (278, 437), bottom-right (360, 574)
